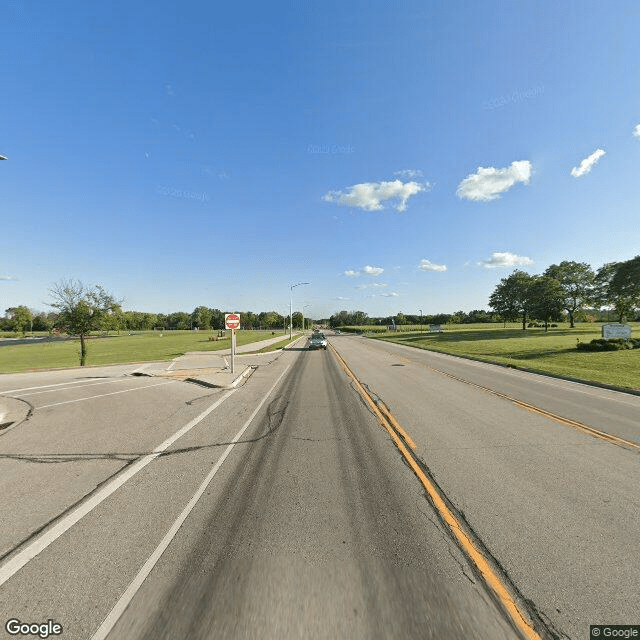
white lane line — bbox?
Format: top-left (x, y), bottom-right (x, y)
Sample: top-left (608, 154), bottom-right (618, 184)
top-left (0, 387), bottom-right (238, 588)
top-left (38, 381), bottom-right (177, 409)
top-left (90, 364), bottom-right (291, 640)
top-left (166, 359), bottom-right (177, 372)
top-left (0, 380), bottom-right (95, 395)
top-left (11, 379), bottom-right (132, 398)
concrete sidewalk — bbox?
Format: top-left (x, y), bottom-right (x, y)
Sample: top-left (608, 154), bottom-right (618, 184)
top-left (133, 333), bottom-right (307, 388)
top-left (0, 334), bottom-right (308, 430)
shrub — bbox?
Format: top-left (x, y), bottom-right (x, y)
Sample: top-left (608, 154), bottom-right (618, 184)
top-left (577, 338), bottom-right (640, 351)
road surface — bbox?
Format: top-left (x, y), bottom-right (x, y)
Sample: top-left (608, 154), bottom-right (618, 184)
top-left (0, 332), bottom-right (638, 639)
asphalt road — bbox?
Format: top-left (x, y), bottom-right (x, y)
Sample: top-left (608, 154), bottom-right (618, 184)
top-left (0, 333), bottom-right (638, 639)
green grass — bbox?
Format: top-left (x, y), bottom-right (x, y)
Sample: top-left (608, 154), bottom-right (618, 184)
top-left (252, 334), bottom-right (305, 353)
top-left (373, 322), bottom-right (640, 390)
top-left (0, 331), bottom-right (51, 338)
top-left (0, 330), bottom-right (292, 373)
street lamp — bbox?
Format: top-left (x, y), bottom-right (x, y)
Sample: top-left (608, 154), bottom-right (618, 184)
top-left (290, 282), bottom-right (310, 339)
top-left (0, 155), bottom-right (7, 161)
top-left (419, 309), bottom-right (423, 330)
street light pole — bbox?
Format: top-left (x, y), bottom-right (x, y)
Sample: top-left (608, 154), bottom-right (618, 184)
top-left (419, 309), bottom-right (423, 330)
top-left (290, 282), bottom-right (310, 339)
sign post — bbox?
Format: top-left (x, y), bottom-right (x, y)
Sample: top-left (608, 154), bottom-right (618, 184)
top-left (224, 313), bottom-right (241, 374)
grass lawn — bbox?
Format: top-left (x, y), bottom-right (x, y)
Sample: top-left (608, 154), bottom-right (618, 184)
top-left (252, 334), bottom-right (306, 353)
top-left (0, 330), bottom-right (292, 373)
top-left (373, 323), bottom-right (640, 390)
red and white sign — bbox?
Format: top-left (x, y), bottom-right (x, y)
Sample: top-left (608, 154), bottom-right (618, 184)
top-left (225, 313), bottom-right (241, 330)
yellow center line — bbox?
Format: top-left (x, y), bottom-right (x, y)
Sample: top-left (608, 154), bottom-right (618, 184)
top-left (425, 366), bottom-right (640, 451)
top-left (327, 342), bottom-right (543, 640)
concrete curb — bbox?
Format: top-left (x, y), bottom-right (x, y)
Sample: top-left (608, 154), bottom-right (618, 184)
top-left (186, 365), bottom-right (256, 389)
top-left (0, 396), bottom-right (33, 433)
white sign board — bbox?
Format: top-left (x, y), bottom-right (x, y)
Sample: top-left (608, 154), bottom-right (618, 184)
top-left (602, 323), bottom-right (632, 340)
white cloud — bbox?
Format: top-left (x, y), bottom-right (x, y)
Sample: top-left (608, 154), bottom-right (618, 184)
top-left (0, 275), bottom-right (18, 281)
top-left (355, 282), bottom-right (388, 290)
top-left (380, 292), bottom-right (399, 297)
top-left (633, 125), bottom-right (640, 138)
top-left (419, 259), bottom-right (447, 272)
top-left (394, 169), bottom-right (424, 179)
top-left (479, 252), bottom-right (534, 269)
top-left (456, 160), bottom-right (532, 201)
top-left (571, 149), bottom-right (606, 178)
top-left (323, 179), bottom-right (427, 212)
top-left (344, 265), bottom-right (384, 277)
top-left (362, 265), bottom-right (384, 276)
top-left (336, 296), bottom-right (351, 301)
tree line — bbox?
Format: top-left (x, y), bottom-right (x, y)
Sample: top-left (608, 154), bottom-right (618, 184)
top-left (329, 256), bottom-right (639, 330)
top-left (489, 256), bottom-right (640, 330)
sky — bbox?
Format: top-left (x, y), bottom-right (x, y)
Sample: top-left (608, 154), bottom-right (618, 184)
top-left (2, 0), bottom-right (640, 320)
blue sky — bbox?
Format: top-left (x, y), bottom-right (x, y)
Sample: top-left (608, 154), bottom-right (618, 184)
top-left (2, 1), bottom-right (639, 319)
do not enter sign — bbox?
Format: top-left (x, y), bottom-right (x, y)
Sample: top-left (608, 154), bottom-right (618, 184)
top-left (225, 313), bottom-right (241, 330)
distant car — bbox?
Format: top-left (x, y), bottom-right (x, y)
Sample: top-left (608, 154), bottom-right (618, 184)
top-left (308, 334), bottom-right (327, 350)
top-left (335, 329), bottom-right (341, 334)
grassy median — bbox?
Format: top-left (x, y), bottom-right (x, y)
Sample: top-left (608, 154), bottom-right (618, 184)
top-left (372, 323), bottom-right (640, 390)
top-left (0, 330), bottom-right (291, 373)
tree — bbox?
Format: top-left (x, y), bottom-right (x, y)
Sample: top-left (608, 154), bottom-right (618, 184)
top-left (489, 270), bottom-right (535, 330)
top-left (351, 310), bottom-right (369, 326)
top-left (209, 308), bottom-right (225, 330)
top-left (32, 312), bottom-right (54, 333)
top-left (5, 306), bottom-right (33, 335)
top-left (609, 255), bottom-right (640, 321)
top-left (330, 310), bottom-right (350, 327)
top-left (593, 261), bottom-right (637, 322)
top-left (49, 280), bottom-right (121, 366)
top-left (191, 306), bottom-right (213, 330)
top-left (529, 276), bottom-right (565, 331)
top-left (544, 261), bottom-right (594, 328)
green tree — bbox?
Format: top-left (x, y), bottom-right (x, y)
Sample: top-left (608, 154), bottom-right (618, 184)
top-left (351, 310), bottom-right (369, 326)
top-left (191, 306), bottom-right (213, 330)
top-left (489, 270), bottom-right (536, 330)
top-left (32, 312), bottom-right (53, 332)
top-left (609, 255), bottom-right (640, 321)
top-left (529, 276), bottom-right (564, 331)
top-left (209, 308), bottom-right (225, 330)
top-left (5, 306), bottom-right (33, 335)
top-left (543, 261), bottom-right (594, 328)
top-left (49, 280), bottom-right (121, 366)
top-left (330, 310), bottom-right (350, 327)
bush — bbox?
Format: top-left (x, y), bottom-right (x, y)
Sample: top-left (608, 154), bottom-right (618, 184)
top-left (577, 338), bottom-right (640, 351)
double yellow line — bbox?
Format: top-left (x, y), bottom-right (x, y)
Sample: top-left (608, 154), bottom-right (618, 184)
top-left (328, 342), bottom-right (545, 640)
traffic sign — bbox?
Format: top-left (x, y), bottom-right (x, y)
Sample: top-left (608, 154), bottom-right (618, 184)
top-left (225, 313), bottom-right (241, 330)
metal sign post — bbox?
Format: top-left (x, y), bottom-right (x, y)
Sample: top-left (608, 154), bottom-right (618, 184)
top-left (225, 313), bottom-right (241, 374)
